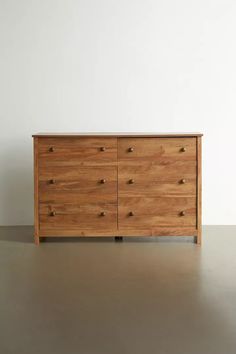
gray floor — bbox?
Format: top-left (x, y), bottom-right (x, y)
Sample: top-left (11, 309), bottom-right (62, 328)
top-left (0, 226), bottom-right (236, 354)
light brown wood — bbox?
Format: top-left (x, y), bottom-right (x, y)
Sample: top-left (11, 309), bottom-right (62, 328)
top-left (34, 137), bottom-right (40, 245)
top-left (33, 132), bottom-right (203, 138)
top-left (118, 162), bottom-right (196, 197)
top-left (118, 197), bottom-right (196, 228)
top-left (39, 227), bottom-right (198, 237)
top-left (38, 137), bottom-right (117, 167)
top-left (118, 138), bottom-right (196, 163)
top-left (39, 166), bottom-right (117, 204)
top-left (33, 134), bottom-right (202, 243)
top-left (39, 203), bottom-right (117, 230)
top-left (197, 137), bottom-right (202, 244)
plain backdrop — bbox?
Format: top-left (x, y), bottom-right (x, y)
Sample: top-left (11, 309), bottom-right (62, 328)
top-left (0, 0), bottom-right (236, 225)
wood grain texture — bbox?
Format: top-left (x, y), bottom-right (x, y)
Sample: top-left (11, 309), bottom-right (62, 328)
top-left (39, 203), bottom-right (117, 230)
top-left (38, 137), bottom-right (117, 166)
top-left (197, 137), bottom-right (202, 244)
top-left (39, 227), bottom-right (198, 237)
top-left (118, 138), bottom-right (196, 163)
top-left (118, 161), bottom-right (196, 197)
top-left (39, 166), bottom-right (117, 204)
top-left (34, 137), bottom-right (40, 245)
top-left (118, 197), bottom-right (196, 228)
top-left (33, 134), bottom-right (202, 242)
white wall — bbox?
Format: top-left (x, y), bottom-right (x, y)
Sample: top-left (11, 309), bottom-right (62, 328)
top-left (0, 0), bottom-right (236, 225)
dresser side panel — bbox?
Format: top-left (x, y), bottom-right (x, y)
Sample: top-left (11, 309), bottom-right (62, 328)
top-left (197, 137), bottom-right (202, 244)
top-left (34, 137), bottom-right (39, 244)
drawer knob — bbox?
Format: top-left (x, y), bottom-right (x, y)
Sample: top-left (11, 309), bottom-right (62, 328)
top-left (100, 147), bottom-right (106, 152)
top-left (180, 178), bottom-right (186, 184)
top-left (180, 211), bottom-right (186, 216)
top-left (49, 179), bottom-right (56, 184)
top-left (100, 179), bottom-right (106, 184)
top-left (128, 147), bottom-right (134, 152)
top-left (129, 211), bottom-right (134, 216)
top-left (129, 179), bottom-right (135, 184)
top-left (50, 211), bottom-right (56, 216)
top-left (100, 211), bottom-right (106, 216)
top-left (180, 147), bottom-right (186, 152)
top-left (49, 146), bottom-right (54, 152)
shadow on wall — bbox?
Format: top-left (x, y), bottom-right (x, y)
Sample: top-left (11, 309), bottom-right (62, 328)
top-left (1, 142), bottom-right (33, 226)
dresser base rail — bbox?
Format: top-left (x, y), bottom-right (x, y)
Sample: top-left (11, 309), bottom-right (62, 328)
top-left (35, 227), bottom-right (201, 244)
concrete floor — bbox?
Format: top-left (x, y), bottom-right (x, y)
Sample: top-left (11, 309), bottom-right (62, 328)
top-left (0, 226), bottom-right (236, 354)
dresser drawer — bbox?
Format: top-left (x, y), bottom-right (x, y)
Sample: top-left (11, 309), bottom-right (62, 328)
top-left (39, 203), bottom-right (117, 230)
top-left (118, 138), bottom-right (196, 163)
top-left (38, 137), bottom-right (117, 166)
top-left (118, 161), bottom-right (196, 197)
top-left (39, 166), bottom-right (117, 204)
top-left (118, 197), bottom-right (196, 228)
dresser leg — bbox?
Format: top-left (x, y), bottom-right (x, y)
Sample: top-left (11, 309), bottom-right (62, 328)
top-left (196, 230), bottom-right (202, 245)
top-left (115, 236), bottom-right (123, 241)
top-left (34, 236), bottom-right (40, 245)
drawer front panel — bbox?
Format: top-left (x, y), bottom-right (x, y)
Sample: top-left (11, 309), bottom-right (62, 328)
top-left (39, 166), bottom-right (117, 204)
top-left (118, 161), bottom-right (196, 197)
top-left (39, 203), bottom-right (117, 230)
top-left (38, 137), bottom-right (117, 166)
top-left (118, 138), bottom-right (196, 163)
top-left (118, 197), bottom-right (196, 228)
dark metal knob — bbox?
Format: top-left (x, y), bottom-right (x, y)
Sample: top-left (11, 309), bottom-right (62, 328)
top-left (129, 179), bottom-right (134, 184)
top-left (49, 179), bottom-right (56, 184)
top-left (100, 147), bottom-right (106, 152)
top-left (100, 179), bottom-right (106, 184)
top-left (180, 211), bottom-right (186, 216)
top-left (129, 211), bottom-right (134, 216)
top-left (50, 211), bottom-right (56, 216)
top-left (100, 211), bottom-right (106, 216)
top-left (180, 178), bottom-right (186, 184)
top-left (49, 146), bottom-right (54, 152)
top-left (180, 147), bottom-right (186, 152)
top-left (128, 147), bottom-right (134, 152)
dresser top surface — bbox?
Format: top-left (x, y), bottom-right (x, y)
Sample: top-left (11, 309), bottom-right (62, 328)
top-left (32, 132), bottom-right (203, 138)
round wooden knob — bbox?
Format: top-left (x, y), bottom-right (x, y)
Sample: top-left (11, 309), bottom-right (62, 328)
top-left (100, 179), bottom-right (106, 184)
top-left (49, 146), bottom-right (54, 152)
top-left (129, 211), bottom-right (134, 216)
top-left (180, 178), bottom-right (186, 184)
top-left (180, 211), bottom-right (186, 216)
top-left (128, 147), bottom-right (134, 152)
top-left (50, 211), bottom-right (56, 216)
top-left (49, 179), bottom-right (56, 184)
top-left (100, 211), bottom-right (106, 216)
top-left (129, 179), bottom-right (134, 184)
top-left (180, 147), bottom-right (186, 152)
top-left (100, 147), bottom-right (106, 152)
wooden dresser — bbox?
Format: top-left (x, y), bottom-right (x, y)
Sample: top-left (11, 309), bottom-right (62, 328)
top-left (33, 133), bottom-right (202, 245)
